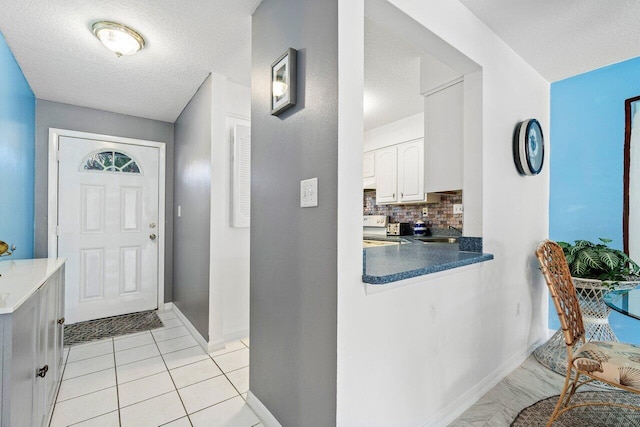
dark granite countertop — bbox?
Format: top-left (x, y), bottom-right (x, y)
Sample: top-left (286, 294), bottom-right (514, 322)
top-left (362, 235), bottom-right (493, 284)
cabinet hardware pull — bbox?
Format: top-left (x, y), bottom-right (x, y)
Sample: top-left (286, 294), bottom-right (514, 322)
top-left (36, 365), bottom-right (49, 378)
top-left (57, 317), bottom-right (65, 325)
top-left (401, 192), bottom-right (404, 198)
top-left (392, 193), bottom-right (395, 199)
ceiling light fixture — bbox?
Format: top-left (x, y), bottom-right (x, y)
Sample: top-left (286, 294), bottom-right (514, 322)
top-left (92, 21), bottom-right (145, 57)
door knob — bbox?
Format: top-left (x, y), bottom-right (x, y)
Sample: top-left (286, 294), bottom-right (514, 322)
top-left (149, 234), bottom-right (157, 241)
top-left (57, 317), bottom-right (65, 325)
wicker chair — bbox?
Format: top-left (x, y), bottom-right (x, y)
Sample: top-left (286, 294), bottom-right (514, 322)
top-left (536, 240), bottom-right (640, 426)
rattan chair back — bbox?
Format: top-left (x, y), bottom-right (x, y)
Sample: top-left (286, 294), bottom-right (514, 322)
top-left (536, 240), bottom-right (585, 347)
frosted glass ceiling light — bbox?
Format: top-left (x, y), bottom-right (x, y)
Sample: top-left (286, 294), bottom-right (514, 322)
top-left (92, 21), bottom-right (145, 57)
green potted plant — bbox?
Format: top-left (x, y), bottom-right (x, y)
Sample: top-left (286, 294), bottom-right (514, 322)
top-left (558, 238), bottom-right (640, 286)
top-left (556, 238), bottom-right (640, 343)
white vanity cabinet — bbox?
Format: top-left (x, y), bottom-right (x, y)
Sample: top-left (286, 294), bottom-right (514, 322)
top-left (0, 259), bottom-right (66, 427)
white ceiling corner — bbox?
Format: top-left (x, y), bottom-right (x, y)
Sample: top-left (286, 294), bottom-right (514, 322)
top-left (0, 0), bottom-right (259, 122)
top-left (459, 0), bottom-right (640, 82)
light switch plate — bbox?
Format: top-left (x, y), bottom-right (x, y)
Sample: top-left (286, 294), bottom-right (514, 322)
top-left (453, 204), bottom-right (463, 214)
top-left (300, 177), bottom-right (318, 208)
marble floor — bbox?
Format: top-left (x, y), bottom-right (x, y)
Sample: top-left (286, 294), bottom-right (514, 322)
top-left (449, 354), bottom-right (601, 426)
top-left (50, 310), bottom-right (259, 427)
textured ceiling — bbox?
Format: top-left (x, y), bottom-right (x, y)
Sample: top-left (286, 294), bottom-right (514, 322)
top-left (0, 0), bottom-right (261, 122)
top-left (5, 1), bottom-right (635, 124)
top-left (459, 0), bottom-right (640, 82)
top-left (364, 18), bottom-right (425, 131)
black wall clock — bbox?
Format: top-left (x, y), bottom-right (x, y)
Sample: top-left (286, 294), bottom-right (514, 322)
top-left (513, 118), bottom-right (544, 175)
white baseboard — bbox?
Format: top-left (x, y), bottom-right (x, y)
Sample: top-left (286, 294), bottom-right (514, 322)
top-left (170, 303), bottom-right (210, 352)
top-left (224, 328), bottom-right (250, 343)
top-left (166, 303), bottom-right (248, 353)
top-left (208, 338), bottom-right (226, 353)
top-left (422, 337), bottom-right (546, 427)
top-left (246, 391), bottom-right (282, 427)
top-left (206, 328), bottom-right (249, 353)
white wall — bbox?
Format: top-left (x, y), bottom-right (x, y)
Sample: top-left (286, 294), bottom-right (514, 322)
top-left (363, 112), bottom-right (424, 151)
top-left (420, 53), bottom-right (461, 95)
top-left (209, 74), bottom-right (251, 347)
top-left (337, 0), bottom-right (550, 425)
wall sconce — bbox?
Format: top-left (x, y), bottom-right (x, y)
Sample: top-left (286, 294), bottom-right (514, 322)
top-left (92, 21), bottom-right (145, 57)
top-left (271, 48), bottom-right (297, 116)
top-left (272, 77), bottom-right (288, 98)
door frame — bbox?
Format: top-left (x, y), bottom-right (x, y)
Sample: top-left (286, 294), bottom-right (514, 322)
top-left (47, 128), bottom-right (167, 311)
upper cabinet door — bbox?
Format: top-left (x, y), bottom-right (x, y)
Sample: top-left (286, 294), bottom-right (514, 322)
top-left (425, 81), bottom-right (463, 193)
top-left (363, 151), bottom-right (375, 178)
top-left (375, 146), bottom-right (398, 204)
top-left (398, 139), bottom-right (425, 203)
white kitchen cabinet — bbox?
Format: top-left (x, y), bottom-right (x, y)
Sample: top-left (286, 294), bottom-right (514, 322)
top-left (363, 151), bottom-right (375, 178)
top-left (0, 259), bottom-right (65, 427)
top-left (374, 146), bottom-right (398, 203)
top-left (425, 81), bottom-right (463, 193)
top-left (374, 139), bottom-right (434, 205)
top-left (397, 139), bottom-right (424, 202)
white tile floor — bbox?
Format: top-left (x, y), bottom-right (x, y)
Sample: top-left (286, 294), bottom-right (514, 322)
top-left (51, 310), bottom-right (261, 427)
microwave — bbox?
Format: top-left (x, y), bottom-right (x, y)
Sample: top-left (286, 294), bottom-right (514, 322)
top-left (386, 223), bottom-right (413, 236)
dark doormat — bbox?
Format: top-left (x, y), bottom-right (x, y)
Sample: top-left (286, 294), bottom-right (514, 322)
top-left (64, 310), bottom-right (163, 346)
top-left (512, 391), bottom-right (640, 426)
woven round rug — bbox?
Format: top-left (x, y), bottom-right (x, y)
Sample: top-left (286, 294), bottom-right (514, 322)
top-left (511, 391), bottom-right (640, 426)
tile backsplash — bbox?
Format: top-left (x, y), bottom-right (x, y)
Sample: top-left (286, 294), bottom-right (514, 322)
top-left (363, 190), bottom-right (463, 230)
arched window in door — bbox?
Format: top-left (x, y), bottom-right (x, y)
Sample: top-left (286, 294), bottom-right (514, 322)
top-left (82, 150), bottom-right (141, 174)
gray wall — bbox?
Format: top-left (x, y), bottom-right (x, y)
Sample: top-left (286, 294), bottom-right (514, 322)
top-left (35, 99), bottom-right (175, 301)
top-left (251, 0), bottom-right (338, 425)
top-left (172, 76), bottom-right (212, 340)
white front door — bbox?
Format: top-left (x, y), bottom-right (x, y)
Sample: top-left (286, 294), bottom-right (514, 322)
top-left (58, 136), bottom-right (160, 324)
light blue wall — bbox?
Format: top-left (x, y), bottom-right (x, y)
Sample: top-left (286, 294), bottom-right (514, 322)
top-left (550, 57), bottom-right (640, 343)
top-left (550, 57), bottom-right (640, 249)
top-left (0, 32), bottom-right (35, 259)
